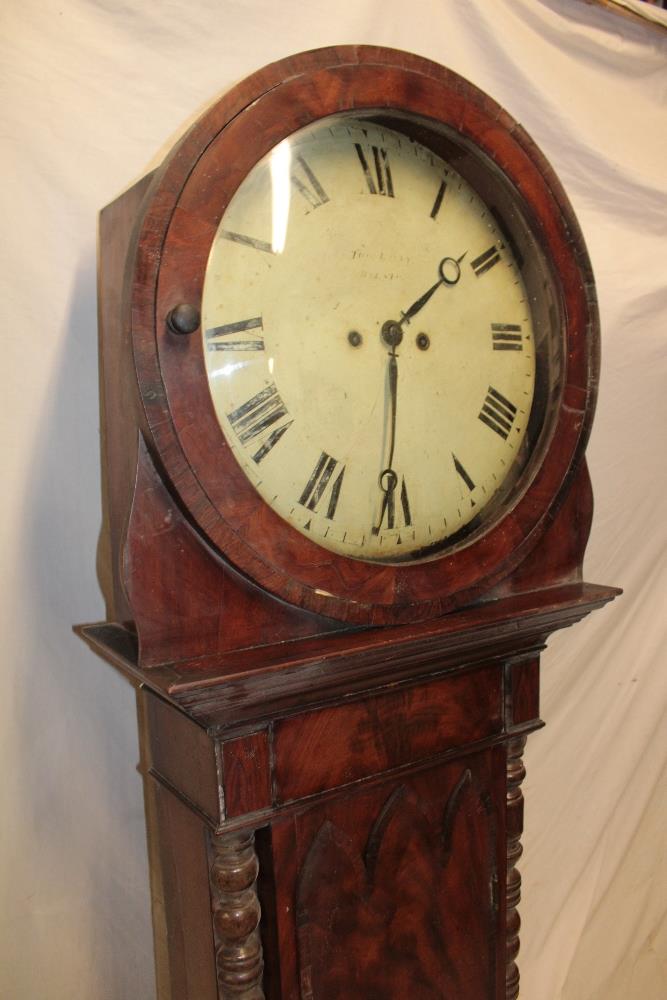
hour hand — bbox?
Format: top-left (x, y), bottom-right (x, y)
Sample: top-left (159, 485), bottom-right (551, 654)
top-left (400, 277), bottom-right (443, 325)
top-left (398, 252), bottom-right (467, 326)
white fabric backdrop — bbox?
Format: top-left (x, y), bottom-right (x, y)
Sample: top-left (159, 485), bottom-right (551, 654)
top-left (1, 1), bottom-right (665, 997)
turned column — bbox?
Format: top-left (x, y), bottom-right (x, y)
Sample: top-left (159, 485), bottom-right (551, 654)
top-left (506, 735), bottom-right (527, 999)
top-left (209, 830), bottom-right (265, 999)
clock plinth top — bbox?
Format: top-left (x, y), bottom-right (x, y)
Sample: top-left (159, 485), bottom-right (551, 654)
top-left (77, 580), bottom-right (619, 731)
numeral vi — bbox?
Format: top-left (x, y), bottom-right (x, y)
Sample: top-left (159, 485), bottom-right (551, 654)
top-left (373, 475), bottom-right (411, 535)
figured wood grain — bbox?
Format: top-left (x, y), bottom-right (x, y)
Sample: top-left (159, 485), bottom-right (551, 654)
top-left (489, 461), bottom-right (594, 601)
top-left (222, 732), bottom-right (273, 818)
top-left (287, 751), bottom-right (503, 999)
top-left (273, 664), bottom-right (502, 802)
top-left (124, 436), bottom-right (342, 667)
top-left (507, 660), bottom-right (540, 729)
top-left (77, 582), bottom-right (620, 729)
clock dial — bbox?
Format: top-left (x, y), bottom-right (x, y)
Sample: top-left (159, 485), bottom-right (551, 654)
top-left (202, 114), bottom-right (544, 563)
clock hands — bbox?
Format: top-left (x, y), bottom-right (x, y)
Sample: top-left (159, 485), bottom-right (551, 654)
top-left (398, 252), bottom-right (466, 326)
top-left (373, 252), bottom-right (466, 536)
top-left (373, 323), bottom-right (401, 535)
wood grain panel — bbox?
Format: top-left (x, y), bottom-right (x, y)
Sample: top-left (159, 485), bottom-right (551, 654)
top-left (124, 437), bottom-right (341, 668)
top-left (222, 731), bottom-right (273, 818)
top-left (97, 171), bottom-right (154, 624)
top-left (267, 750), bottom-right (504, 1000)
top-left (508, 659), bottom-right (540, 727)
top-left (144, 689), bottom-right (220, 824)
top-left (145, 777), bottom-right (219, 1000)
top-left (274, 664), bottom-right (502, 802)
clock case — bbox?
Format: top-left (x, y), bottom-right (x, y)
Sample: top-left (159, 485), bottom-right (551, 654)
top-left (99, 44), bottom-right (603, 648)
top-left (78, 46), bottom-right (619, 1000)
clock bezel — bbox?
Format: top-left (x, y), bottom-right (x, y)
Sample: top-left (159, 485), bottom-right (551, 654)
top-left (128, 46), bottom-right (599, 625)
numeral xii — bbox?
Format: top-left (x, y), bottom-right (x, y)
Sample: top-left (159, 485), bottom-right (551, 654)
top-left (373, 476), bottom-right (411, 534)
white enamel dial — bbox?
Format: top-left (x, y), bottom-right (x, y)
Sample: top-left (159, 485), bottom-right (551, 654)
top-left (201, 115), bottom-right (537, 563)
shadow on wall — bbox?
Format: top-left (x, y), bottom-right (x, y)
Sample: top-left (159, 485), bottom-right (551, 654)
top-left (11, 251), bottom-right (155, 999)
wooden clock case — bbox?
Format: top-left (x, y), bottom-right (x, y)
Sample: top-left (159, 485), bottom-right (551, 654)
top-left (77, 46), bottom-right (619, 1000)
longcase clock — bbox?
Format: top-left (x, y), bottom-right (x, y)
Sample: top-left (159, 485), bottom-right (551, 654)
top-left (77, 45), bottom-right (619, 999)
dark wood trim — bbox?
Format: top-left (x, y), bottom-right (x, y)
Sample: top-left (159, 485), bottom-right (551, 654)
top-left (76, 581), bottom-right (619, 728)
top-left (505, 735), bottom-right (527, 1000)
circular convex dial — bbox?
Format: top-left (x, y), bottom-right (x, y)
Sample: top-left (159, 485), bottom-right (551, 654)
top-left (202, 113), bottom-right (550, 563)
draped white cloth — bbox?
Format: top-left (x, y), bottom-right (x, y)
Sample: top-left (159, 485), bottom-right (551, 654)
top-left (1, 1), bottom-right (665, 997)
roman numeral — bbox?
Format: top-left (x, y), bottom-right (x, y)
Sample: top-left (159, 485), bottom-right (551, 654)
top-left (251, 423), bottom-right (292, 464)
top-left (399, 477), bottom-right (411, 527)
top-left (478, 386), bottom-right (517, 440)
top-left (220, 230), bottom-right (274, 254)
top-left (491, 323), bottom-right (523, 351)
top-left (298, 452), bottom-right (345, 519)
top-left (291, 155), bottom-right (329, 210)
top-left (453, 454), bottom-right (475, 491)
top-left (227, 383), bottom-right (292, 463)
top-left (430, 179), bottom-right (447, 220)
top-left (373, 475), bottom-right (411, 534)
top-left (471, 243), bottom-right (503, 277)
top-left (355, 143), bottom-right (394, 197)
top-left (206, 316), bottom-right (265, 352)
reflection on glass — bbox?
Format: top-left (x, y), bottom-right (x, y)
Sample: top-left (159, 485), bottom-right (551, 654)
top-left (270, 139), bottom-right (291, 254)
top-left (210, 359), bottom-right (249, 379)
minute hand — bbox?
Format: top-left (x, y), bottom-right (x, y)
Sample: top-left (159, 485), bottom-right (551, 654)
top-left (387, 351), bottom-right (398, 468)
top-left (399, 251), bottom-right (467, 326)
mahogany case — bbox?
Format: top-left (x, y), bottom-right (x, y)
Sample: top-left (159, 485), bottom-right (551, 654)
top-left (79, 45), bottom-right (620, 1000)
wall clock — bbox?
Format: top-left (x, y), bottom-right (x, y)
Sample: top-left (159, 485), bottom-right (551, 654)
top-left (200, 110), bottom-right (552, 567)
top-left (78, 45), bottom-right (619, 999)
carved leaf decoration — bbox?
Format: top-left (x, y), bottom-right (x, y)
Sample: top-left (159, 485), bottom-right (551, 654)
top-left (296, 771), bottom-right (497, 999)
